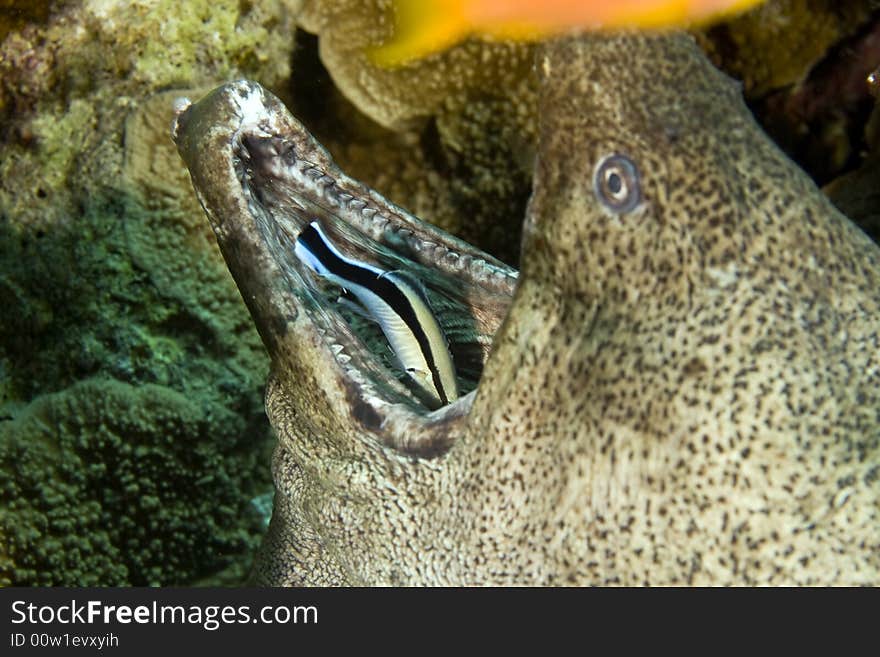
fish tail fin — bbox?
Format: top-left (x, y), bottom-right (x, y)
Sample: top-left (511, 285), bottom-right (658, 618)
top-left (368, 0), bottom-right (470, 68)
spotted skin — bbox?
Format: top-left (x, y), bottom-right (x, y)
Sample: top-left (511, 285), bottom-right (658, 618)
top-left (464, 33), bottom-right (880, 584)
top-left (175, 33), bottom-right (880, 585)
top-left (261, 33), bottom-right (878, 585)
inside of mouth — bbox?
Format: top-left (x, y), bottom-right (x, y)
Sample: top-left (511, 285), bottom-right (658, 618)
top-left (236, 135), bottom-right (513, 413)
top-left (287, 219), bottom-right (492, 411)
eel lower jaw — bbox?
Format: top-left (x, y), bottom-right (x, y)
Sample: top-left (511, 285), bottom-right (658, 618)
top-left (181, 81), bottom-right (518, 454)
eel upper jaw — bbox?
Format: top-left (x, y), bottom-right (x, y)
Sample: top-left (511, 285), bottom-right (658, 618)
top-left (172, 80), bottom-right (517, 456)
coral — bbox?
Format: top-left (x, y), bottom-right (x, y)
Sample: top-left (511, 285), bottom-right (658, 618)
top-left (296, 0), bottom-right (535, 131)
top-left (2, 0), bottom-right (287, 130)
top-left (0, 0), bottom-right (300, 223)
top-left (747, 15), bottom-right (880, 187)
top-left (0, 159), bottom-right (274, 584)
top-left (0, 378), bottom-right (270, 586)
top-left (0, 0), bottom-right (295, 584)
top-left (698, 0), bottom-right (873, 97)
top-left (0, 0), bottom-right (54, 42)
top-left (81, 0), bottom-right (296, 91)
top-left (0, 95), bottom-right (268, 400)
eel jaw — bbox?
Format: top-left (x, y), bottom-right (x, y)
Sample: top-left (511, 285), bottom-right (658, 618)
top-left (172, 80), bottom-right (516, 456)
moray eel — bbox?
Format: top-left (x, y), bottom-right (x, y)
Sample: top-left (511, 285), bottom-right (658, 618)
top-left (172, 32), bottom-right (880, 585)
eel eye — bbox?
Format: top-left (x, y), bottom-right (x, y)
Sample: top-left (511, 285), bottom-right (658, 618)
top-left (594, 153), bottom-right (641, 214)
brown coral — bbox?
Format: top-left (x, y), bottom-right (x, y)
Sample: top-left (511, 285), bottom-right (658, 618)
top-left (699, 0), bottom-right (873, 97)
top-left (292, 2), bottom-right (537, 263)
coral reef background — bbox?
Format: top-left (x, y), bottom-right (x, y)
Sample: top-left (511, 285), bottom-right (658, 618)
top-left (0, 0), bottom-right (297, 586)
top-left (1, 0), bottom-right (878, 585)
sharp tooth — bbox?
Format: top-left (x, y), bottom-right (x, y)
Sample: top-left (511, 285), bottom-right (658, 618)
top-left (470, 258), bottom-right (488, 280)
top-left (330, 343), bottom-right (345, 356)
top-left (492, 269), bottom-right (509, 282)
top-left (337, 354), bottom-right (352, 365)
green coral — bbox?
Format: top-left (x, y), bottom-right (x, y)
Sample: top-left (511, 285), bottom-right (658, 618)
top-left (0, 378), bottom-right (269, 586)
top-left (0, 0), bottom-right (291, 585)
top-left (0, 181), bottom-right (273, 585)
top-left (0, 182), bottom-right (267, 399)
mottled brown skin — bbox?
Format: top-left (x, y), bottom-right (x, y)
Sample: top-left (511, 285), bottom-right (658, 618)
top-left (172, 32), bottom-right (880, 585)
top-left (459, 33), bottom-right (880, 584)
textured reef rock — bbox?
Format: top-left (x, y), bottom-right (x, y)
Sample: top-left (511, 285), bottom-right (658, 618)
top-left (0, 0), bottom-right (301, 585)
top-left (295, 0), bottom-right (537, 131)
top-left (0, 0), bottom-right (53, 42)
top-left (698, 0), bottom-right (872, 97)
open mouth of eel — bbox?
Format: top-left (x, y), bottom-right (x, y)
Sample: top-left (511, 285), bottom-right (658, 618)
top-left (172, 81), bottom-right (517, 427)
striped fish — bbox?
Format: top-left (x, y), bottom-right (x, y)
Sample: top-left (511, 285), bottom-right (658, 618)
top-left (294, 221), bottom-right (459, 408)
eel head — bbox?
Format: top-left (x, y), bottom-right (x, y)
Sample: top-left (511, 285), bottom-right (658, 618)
top-left (173, 31), bottom-right (880, 585)
top-left (172, 79), bottom-right (520, 584)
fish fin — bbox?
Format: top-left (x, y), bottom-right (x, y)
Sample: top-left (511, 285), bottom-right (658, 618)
top-left (405, 367), bottom-right (433, 387)
top-left (368, 0), bottom-right (768, 68)
top-left (335, 293), bottom-right (378, 324)
top-left (368, 0), bottom-right (470, 67)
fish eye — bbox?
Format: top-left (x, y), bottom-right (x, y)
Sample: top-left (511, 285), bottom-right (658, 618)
top-left (594, 153), bottom-right (641, 214)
